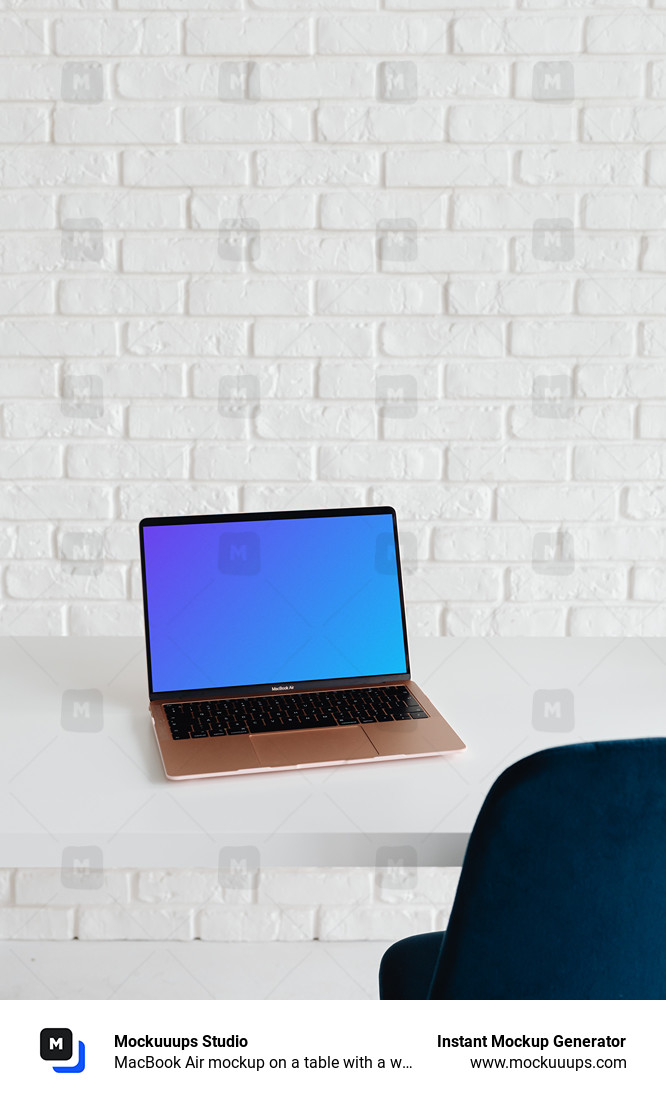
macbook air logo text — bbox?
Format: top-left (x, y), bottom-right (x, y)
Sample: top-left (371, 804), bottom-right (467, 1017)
top-left (272, 685), bottom-right (294, 691)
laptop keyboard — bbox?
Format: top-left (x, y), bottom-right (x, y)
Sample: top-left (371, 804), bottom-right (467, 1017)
top-left (164, 685), bottom-right (428, 741)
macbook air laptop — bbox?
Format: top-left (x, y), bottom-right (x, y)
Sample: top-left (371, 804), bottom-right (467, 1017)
top-left (139, 506), bottom-right (465, 779)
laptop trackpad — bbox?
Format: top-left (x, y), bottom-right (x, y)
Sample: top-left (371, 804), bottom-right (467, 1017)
top-left (250, 727), bottom-right (378, 767)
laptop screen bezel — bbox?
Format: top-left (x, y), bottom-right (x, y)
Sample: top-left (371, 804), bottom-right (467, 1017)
top-left (139, 506), bottom-right (412, 701)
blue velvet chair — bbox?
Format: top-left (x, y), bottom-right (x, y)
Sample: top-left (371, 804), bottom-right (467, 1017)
top-left (380, 738), bottom-right (666, 999)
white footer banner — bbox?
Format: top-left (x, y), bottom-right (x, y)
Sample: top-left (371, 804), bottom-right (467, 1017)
top-left (1, 1000), bottom-right (657, 1099)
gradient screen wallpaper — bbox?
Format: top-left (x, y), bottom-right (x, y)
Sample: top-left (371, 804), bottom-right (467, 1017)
top-left (142, 512), bottom-right (409, 693)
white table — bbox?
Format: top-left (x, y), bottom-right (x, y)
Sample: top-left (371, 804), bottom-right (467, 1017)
top-left (3, 636), bottom-right (665, 867)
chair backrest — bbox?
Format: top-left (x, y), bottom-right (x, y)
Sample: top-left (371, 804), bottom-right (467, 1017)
top-left (428, 738), bottom-right (666, 999)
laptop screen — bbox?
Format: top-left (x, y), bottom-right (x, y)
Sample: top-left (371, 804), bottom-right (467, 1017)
top-left (140, 509), bottom-right (409, 696)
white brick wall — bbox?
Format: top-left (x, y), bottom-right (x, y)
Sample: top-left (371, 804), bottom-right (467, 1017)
top-left (0, 3), bottom-right (665, 639)
top-left (0, 867), bottom-right (460, 942)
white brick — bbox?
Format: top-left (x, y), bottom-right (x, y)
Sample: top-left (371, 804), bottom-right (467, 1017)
top-left (184, 105), bottom-right (311, 143)
top-left (387, 148), bottom-right (508, 187)
top-left (257, 60), bottom-right (374, 99)
top-left (126, 320), bottom-right (248, 357)
top-left (448, 445), bottom-right (565, 481)
top-left (191, 190), bottom-right (317, 230)
top-left (586, 16), bottom-right (666, 53)
top-left (254, 236), bottom-right (373, 274)
top-left (55, 16), bottom-right (179, 55)
top-left (318, 15), bottom-right (447, 54)
top-left (416, 235), bottom-right (507, 273)
top-left (244, 484), bottom-right (366, 511)
top-left (370, 483), bottom-right (492, 520)
top-left (511, 321), bottom-right (633, 358)
top-left (191, 361), bottom-right (315, 399)
top-left (498, 486), bottom-right (617, 522)
top-left (380, 320), bottom-right (504, 358)
top-left (0, 484), bottom-right (114, 520)
top-left (448, 277), bottom-right (573, 316)
top-left (116, 59), bottom-right (218, 98)
top-left (624, 486), bottom-right (666, 520)
top-left (0, 278), bottom-right (55, 315)
top-left (573, 526), bottom-right (666, 561)
top-left (0, 149), bottom-right (118, 188)
top-left (255, 320), bottom-right (373, 357)
top-left (258, 869), bottom-right (372, 905)
top-left (508, 566), bottom-right (626, 603)
top-left (0, 871), bottom-right (12, 905)
top-left (375, 866), bottom-right (460, 907)
top-left (647, 150), bottom-right (666, 186)
top-left (518, 148), bottom-right (641, 188)
top-left (79, 361), bottom-right (186, 397)
top-left (0, 320), bottom-right (118, 357)
top-left (454, 15), bottom-right (582, 53)
top-left (641, 322), bottom-right (666, 357)
top-left (0, 192), bottom-right (55, 231)
top-left (256, 402), bottom-right (375, 439)
top-left (513, 233), bottom-right (637, 274)
top-left (0, 236), bottom-right (119, 275)
top-left (3, 401), bottom-right (123, 439)
top-left (0, 105), bottom-right (49, 143)
top-left (451, 104), bottom-right (574, 143)
top-left (137, 870), bottom-right (223, 904)
top-left (415, 58), bottom-right (510, 97)
top-left (60, 278), bottom-right (184, 315)
top-left (129, 403), bottom-right (249, 440)
top-left (634, 568), bottom-right (666, 601)
top-left (0, 908), bottom-right (74, 940)
top-left (583, 106), bottom-right (666, 145)
top-left (453, 191), bottom-right (575, 231)
top-left (318, 277), bottom-right (439, 315)
top-left (17, 525), bottom-right (53, 558)
top-left (55, 106), bottom-right (177, 144)
top-left (0, 443), bottom-right (63, 478)
top-left (569, 606), bottom-right (666, 637)
top-left (515, 59), bottom-right (643, 99)
top-left (574, 445), bottom-right (666, 480)
top-left (509, 404), bottom-right (632, 440)
top-left (320, 190), bottom-right (446, 230)
top-left (59, 191), bottom-right (185, 230)
top-left (585, 191), bottom-right (666, 230)
top-left (318, 104), bottom-right (445, 143)
top-left (0, 602), bottom-right (66, 634)
top-left (66, 442), bottom-right (188, 480)
top-left (577, 278), bottom-right (666, 315)
top-left (447, 605), bottom-right (567, 636)
top-left (123, 149), bottom-right (248, 187)
top-left (255, 149), bottom-right (379, 187)
top-left (0, 363), bottom-right (57, 397)
top-left (318, 361), bottom-right (439, 400)
top-left (186, 16), bottom-right (312, 55)
top-left (319, 443), bottom-right (441, 479)
top-left (6, 564), bottom-right (126, 600)
top-left (15, 869), bottom-right (131, 906)
top-left (189, 277), bottom-right (310, 315)
top-left (319, 904), bottom-right (435, 940)
top-left (404, 564), bottom-right (501, 602)
top-left (194, 443), bottom-right (312, 480)
top-left (78, 906), bottom-right (194, 940)
top-left (639, 405), bottom-right (666, 438)
top-left (382, 405), bottom-right (501, 441)
top-left (118, 483), bottom-right (237, 519)
top-left (0, 18), bottom-right (47, 56)
top-left (199, 905), bottom-right (315, 941)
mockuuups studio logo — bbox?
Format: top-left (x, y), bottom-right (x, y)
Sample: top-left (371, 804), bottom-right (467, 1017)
top-left (61, 689), bottom-right (104, 732)
top-left (532, 689), bottom-right (575, 733)
top-left (532, 60), bottom-right (574, 103)
top-left (376, 845), bottom-right (418, 892)
top-left (61, 62), bottom-right (104, 103)
top-left (40, 1029), bottom-right (86, 1074)
top-left (218, 846), bottom-right (259, 892)
top-left (218, 530), bottom-right (260, 575)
